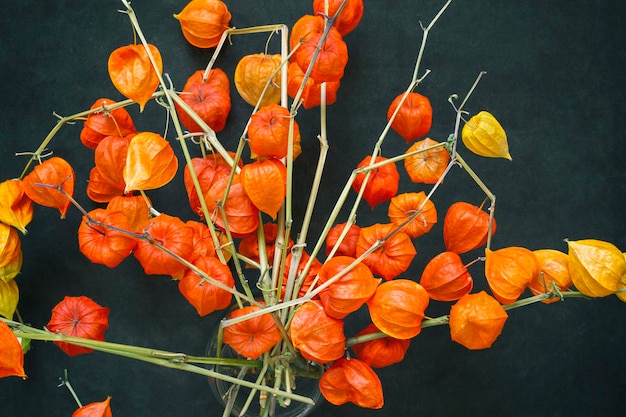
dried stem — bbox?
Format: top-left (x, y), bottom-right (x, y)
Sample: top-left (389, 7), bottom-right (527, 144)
top-left (454, 153), bottom-right (497, 249)
top-left (57, 369), bottom-right (83, 408)
top-left (17, 97), bottom-right (142, 180)
top-left (5, 319), bottom-right (317, 405)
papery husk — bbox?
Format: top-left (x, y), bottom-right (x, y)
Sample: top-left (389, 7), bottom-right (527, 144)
top-left (234, 53), bottom-right (282, 107)
top-left (290, 300), bottom-right (346, 364)
top-left (567, 239), bottom-right (625, 297)
top-left (0, 320), bottom-right (26, 378)
top-left (461, 111), bottom-right (511, 160)
top-left (71, 396), bottom-right (113, 417)
top-left (0, 279), bottom-right (19, 319)
top-left (0, 224), bottom-right (21, 278)
top-left (319, 357), bottom-right (384, 409)
top-left (449, 290), bottom-right (508, 350)
top-left (108, 44), bottom-right (162, 111)
top-left (123, 132), bottom-right (178, 193)
top-left (485, 247), bottom-right (539, 304)
top-left (529, 249), bottom-right (572, 303)
top-left (366, 279), bottom-right (429, 339)
top-left (0, 179), bottom-right (34, 234)
top-left (23, 156), bottom-right (75, 218)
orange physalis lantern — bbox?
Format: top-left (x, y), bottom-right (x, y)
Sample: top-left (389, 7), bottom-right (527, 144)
top-left (78, 209), bottom-right (137, 268)
top-left (108, 43), bottom-right (162, 111)
top-left (123, 132), bottom-right (178, 193)
top-left (72, 396), bottom-right (113, 417)
top-left (174, 0), bottom-right (232, 49)
top-left (352, 156), bottom-right (400, 209)
top-left (86, 167), bottom-right (124, 204)
top-left (0, 224), bottom-right (21, 275)
top-left (234, 53), bottom-right (282, 107)
top-left (106, 195), bottom-right (152, 233)
top-left (567, 239), bottom-right (625, 297)
top-left (387, 191), bottom-right (437, 238)
top-left (223, 305), bottom-right (282, 359)
top-left (281, 250), bottom-right (322, 301)
top-left (289, 15), bottom-right (347, 83)
top-left (387, 92), bottom-right (433, 142)
top-left (356, 223), bottom-right (416, 281)
top-left (290, 15), bottom-right (324, 50)
top-left (325, 222), bottom-right (361, 257)
top-left (443, 201), bottom-right (496, 254)
top-left (183, 154), bottom-right (235, 218)
top-left (185, 152), bottom-right (236, 182)
top-left (404, 137), bottom-right (450, 184)
top-left (0, 320), bottom-right (26, 378)
top-left (205, 175), bottom-right (260, 237)
top-left (313, 0), bottom-right (364, 36)
top-left (46, 296), bottom-right (110, 357)
top-left (23, 156), bottom-right (75, 218)
top-left (317, 256), bottom-right (380, 319)
top-left (292, 20), bottom-right (348, 83)
top-left (449, 291), bottom-right (508, 350)
top-left (80, 98), bottom-right (136, 150)
top-left (134, 214), bottom-right (195, 279)
top-left (289, 300), bottom-right (346, 364)
top-left (366, 279), bottom-right (429, 339)
top-left (186, 220), bottom-right (219, 261)
top-left (240, 158), bottom-right (287, 218)
top-left (351, 323), bottom-right (410, 368)
top-left (420, 251), bottom-right (473, 301)
top-left (176, 69), bottom-right (231, 133)
top-left (529, 249), bottom-right (572, 304)
top-left (319, 358), bottom-right (384, 409)
top-left (485, 246), bottom-right (539, 304)
top-left (178, 255), bottom-right (234, 316)
top-left (287, 61), bottom-right (340, 110)
top-left (247, 104), bottom-right (299, 159)
top-left (0, 179), bottom-right (34, 234)
top-left (94, 134), bottom-right (133, 190)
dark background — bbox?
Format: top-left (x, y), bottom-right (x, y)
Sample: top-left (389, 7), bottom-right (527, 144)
top-left (1, 0), bottom-right (625, 416)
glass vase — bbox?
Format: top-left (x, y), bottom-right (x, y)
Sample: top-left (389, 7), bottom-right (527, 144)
top-left (206, 314), bottom-right (323, 417)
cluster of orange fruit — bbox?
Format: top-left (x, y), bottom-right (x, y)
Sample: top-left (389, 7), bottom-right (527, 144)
top-left (2, 0), bottom-right (625, 414)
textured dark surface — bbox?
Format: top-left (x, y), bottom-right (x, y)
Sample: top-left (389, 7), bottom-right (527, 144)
top-left (1, 1), bottom-right (625, 416)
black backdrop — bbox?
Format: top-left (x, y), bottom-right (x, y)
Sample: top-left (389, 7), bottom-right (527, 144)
top-left (1, 1), bottom-right (625, 416)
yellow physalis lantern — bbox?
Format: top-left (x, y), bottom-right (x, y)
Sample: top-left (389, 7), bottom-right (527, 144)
top-left (234, 53), bottom-right (283, 107)
top-left (0, 279), bottom-right (19, 319)
top-left (461, 111), bottom-right (512, 160)
top-left (566, 239), bottom-right (625, 297)
top-left (617, 252), bottom-right (626, 303)
top-left (0, 252), bottom-right (22, 284)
